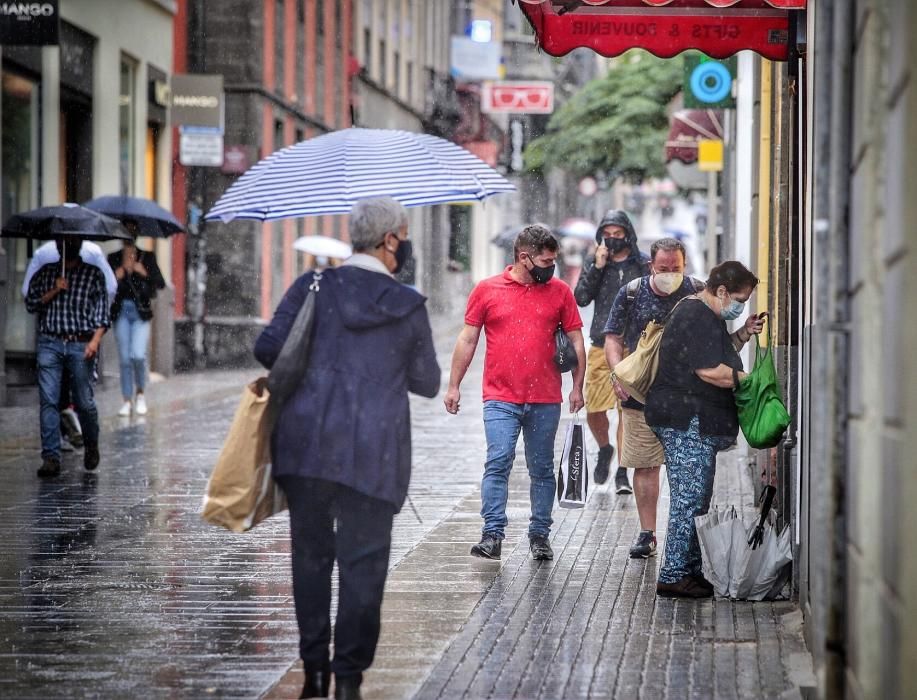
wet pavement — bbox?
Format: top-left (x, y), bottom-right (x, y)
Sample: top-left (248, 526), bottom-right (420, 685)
top-left (0, 310), bottom-right (814, 699)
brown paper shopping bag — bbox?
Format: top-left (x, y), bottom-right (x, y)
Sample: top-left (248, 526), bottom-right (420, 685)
top-left (202, 378), bottom-right (287, 532)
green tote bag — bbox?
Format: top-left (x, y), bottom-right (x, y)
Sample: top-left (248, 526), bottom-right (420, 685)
top-left (734, 335), bottom-right (791, 449)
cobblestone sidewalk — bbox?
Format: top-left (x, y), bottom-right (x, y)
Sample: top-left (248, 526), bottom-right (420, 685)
top-left (0, 309), bottom-right (815, 699)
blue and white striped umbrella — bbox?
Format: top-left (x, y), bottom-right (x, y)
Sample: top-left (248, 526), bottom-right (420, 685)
top-left (205, 128), bottom-right (515, 223)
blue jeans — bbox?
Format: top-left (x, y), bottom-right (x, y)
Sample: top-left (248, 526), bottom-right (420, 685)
top-left (481, 400), bottom-right (561, 540)
top-left (653, 416), bottom-right (734, 584)
top-left (114, 300), bottom-right (151, 399)
top-left (37, 335), bottom-right (100, 461)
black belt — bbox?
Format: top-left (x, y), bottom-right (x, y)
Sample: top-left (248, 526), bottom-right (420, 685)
top-left (45, 332), bottom-right (94, 343)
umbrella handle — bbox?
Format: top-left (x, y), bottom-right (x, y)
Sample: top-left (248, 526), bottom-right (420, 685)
top-left (758, 485), bottom-right (777, 526)
top-left (748, 485), bottom-right (777, 549)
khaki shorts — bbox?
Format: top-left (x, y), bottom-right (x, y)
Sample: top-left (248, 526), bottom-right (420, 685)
top-left (585, 345), bottom-right (618, 414)
top-left (621, 407), bottom-right (665, 469)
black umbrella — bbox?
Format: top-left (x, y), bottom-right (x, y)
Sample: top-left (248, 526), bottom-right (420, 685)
top-left (84, 195), bottom-right (185, 237)
top-left (1, 203), bottom-right (133, 242)
top-left (2, 203), bottom-right (133, 277)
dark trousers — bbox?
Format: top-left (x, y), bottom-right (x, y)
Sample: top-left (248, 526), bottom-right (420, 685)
top-left (36, 335), bottom-right (100, 461)
top-left (278, 476), bottom-right (395, 678)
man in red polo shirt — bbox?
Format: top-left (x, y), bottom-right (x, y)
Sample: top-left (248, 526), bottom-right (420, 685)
top-left (444, 225), bottom-right (586, 561)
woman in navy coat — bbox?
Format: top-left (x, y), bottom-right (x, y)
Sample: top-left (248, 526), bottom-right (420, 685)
top-left (254, 197), bottom-right (440, 700)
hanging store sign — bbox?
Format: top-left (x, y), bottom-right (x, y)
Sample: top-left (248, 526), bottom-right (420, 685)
top-left (450, 36), bottom-right (501, 80)
top-left (516, 1), bottom-right (805, 62)
top-left (482, 81), bottom-right (554, 114)
top-left (171, 74), bottom-right (224, 129)
top-left (697, 139), bottom-right (724, 172)
top-left (684, 56), bottom-right (736, 108)
top-left (179, 127), bottom-right (224, 167)
top-left (0, 1), bottom-right (60, 45)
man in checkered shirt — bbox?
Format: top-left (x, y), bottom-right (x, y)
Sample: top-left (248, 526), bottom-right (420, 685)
top-left (25, 238), bottom-right (111, 478)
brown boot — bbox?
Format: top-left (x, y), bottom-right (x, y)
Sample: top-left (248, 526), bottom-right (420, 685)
top-left (656, 576), bottom-right (713, 598)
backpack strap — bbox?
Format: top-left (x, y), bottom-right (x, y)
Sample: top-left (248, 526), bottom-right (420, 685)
top-left (625, 277), bottom-right (642, 303)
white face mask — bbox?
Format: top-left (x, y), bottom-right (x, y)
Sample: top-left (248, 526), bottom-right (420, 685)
top-left (653, 271), bottom-right (684, 296)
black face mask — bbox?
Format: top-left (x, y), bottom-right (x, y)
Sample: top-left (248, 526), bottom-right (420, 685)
top-left (604, 237), bottom-right (629, 254)
top-left (526, 258), bottom-right (555, 284)
top-left (394, 239), bottom-right (412, 275)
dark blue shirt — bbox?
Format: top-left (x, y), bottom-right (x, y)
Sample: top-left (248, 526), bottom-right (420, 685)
top-left (603, 275), bottom-right (705, 410)
top-left (603, 275), bottom-right (705, 352)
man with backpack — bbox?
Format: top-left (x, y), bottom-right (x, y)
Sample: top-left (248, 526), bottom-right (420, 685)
top-left (603, 238), bottom-right (705, 558)
top-left (574, 210), bottom-right (649, 493)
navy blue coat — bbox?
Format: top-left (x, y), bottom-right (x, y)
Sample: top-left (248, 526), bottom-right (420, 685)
top-left (254, 266), bottom-right (441, 510)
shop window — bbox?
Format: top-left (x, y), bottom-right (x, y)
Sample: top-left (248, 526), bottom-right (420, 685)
top-left (60, 97), bottom-right (93, 204)
top-left (275, 0), bottom-right (284, 94)
top-left (407, 60), bottom-right (414, 105)
top-left (449, 205), bottom-right (471, 272)
top-left (2, 70), bottom-right (39, 354)
top-left (315, 0), bottom-right (325, 119)
top-left (119, 56), bottom-right (136, 195)
top-left (145, 125), bottom-right (159, 201)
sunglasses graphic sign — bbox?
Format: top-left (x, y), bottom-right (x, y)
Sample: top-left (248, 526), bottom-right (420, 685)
top-left (482, 81), bottom-right (555, 115)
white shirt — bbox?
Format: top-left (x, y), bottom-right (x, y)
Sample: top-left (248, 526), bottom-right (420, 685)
top-left (22, 240), bottom-right (119, 299)
top-left (341, 252), bottom-right (392, 277)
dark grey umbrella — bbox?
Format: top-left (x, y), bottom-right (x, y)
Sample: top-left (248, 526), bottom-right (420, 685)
top-left (492, 222), bottom-right (548, 248)
top-left (1, 203), bottom-right (133, 242)
top-left (84, 195), bottom-right (184, 237)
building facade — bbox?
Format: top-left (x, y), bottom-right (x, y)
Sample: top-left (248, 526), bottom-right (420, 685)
top-left (709, 2), bottom-right (917, 697)
top-left (0, 0), bottom-right (175, 404)
top-left (171, 0), bottom-right (353, 368)
top-left (350, 0), bottom-right (459, 312)
top-left (799, 1), bottom-right (917, 697)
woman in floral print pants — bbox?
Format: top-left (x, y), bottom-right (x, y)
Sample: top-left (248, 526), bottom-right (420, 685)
top-left (645, 261), bottom-right (765, 598)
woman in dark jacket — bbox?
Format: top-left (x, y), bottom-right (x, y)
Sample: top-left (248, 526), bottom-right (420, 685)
top-left (254, 197), bottom-right (440, 700)
top-left (107, 223), bottom-right (165, 417)
top-left (645, 261), bottom-right (765, 599)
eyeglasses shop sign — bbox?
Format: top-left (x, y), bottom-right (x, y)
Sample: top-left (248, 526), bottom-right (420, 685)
top-left (0, 1), bottom-right (60, 45)
top-left (170, 74), bottom-right (224, 129)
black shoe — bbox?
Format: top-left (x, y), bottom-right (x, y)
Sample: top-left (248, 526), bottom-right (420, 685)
top-left (83, 444), bottom-right (100, 472)
top-left (300, 665), bottom-right (331, 698)
top-left (614, 467), bottom-right (632, 495)
top-left (470, 534), bottom-right (502, 559)
top-left (689, 574), bottom-right (714, 594)
top-left (629, 530), bottom-right (657, 559)
top-left (656, 576), bottom-right (713, 599)
top-left (334, 674), bottom-right (362, 700)
top-left (37, 458), bottom-right (61, 478)
top-left (529, 535), bottom-right (554, 561)
top-left (593, 444), bottom-right (613, 485)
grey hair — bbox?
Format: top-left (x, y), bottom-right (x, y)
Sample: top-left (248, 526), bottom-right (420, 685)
top-left (349, 196), bottom-right (408, 252)
top-left (650, 236), bottom-right (686, 261)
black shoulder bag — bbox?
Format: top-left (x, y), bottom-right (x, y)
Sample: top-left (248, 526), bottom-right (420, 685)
top-left (266, 272), bottom-right (322, 406)
top-left (554, 325), bottom-right (578, 373)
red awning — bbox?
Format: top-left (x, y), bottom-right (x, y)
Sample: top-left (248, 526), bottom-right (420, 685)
top-left (665, 109), bottom-right (724, 164)
top-left (516, 0), bottom-right (805, 61)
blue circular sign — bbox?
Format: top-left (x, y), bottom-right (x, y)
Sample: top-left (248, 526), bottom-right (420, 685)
top-left (689, 62), bottom-right (732, 104)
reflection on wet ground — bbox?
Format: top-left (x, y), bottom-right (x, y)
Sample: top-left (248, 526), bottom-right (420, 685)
top-left (0, 381), bottom-right (300, 698)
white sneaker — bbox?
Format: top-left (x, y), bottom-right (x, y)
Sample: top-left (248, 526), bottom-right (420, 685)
top-left (118, 400), bottom-right (132, 417)
top-left (135, 394), bottom-right (148, 415)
